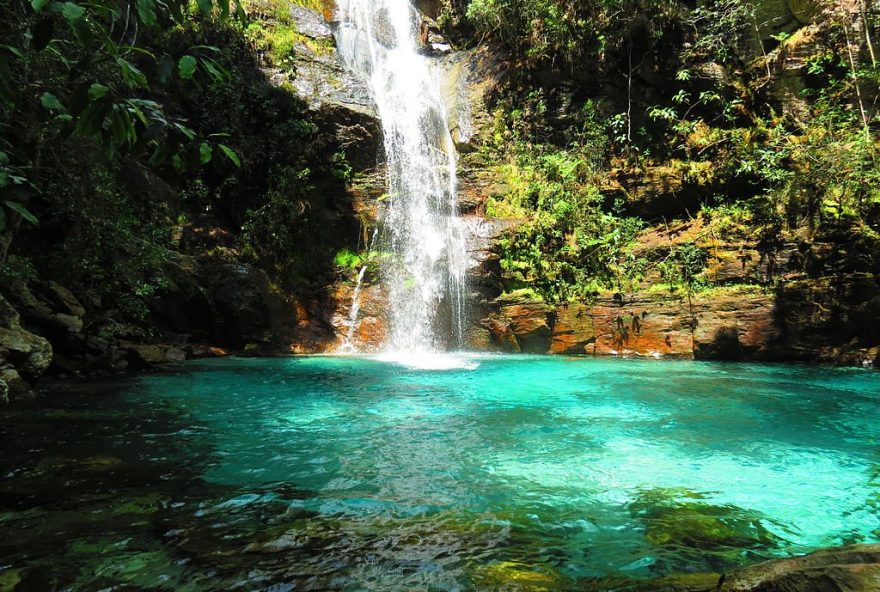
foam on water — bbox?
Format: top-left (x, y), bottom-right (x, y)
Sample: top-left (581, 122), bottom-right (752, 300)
top-left (372, 351), bottom-right (483, 370)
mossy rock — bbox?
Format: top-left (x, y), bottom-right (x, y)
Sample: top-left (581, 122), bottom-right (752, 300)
top-left (471, 561), bottom-right (569, 591)
top-left (110, 493), bottom-right (168, 516)
top-left (578, 572), bottom-right (719, 592)
top-left (631, 489), bottom-right (780, 553)
top-left (0, 569), bottom-right (21, 592)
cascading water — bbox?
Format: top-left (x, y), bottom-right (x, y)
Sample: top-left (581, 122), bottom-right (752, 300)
top-left (335, 0), bottom-right (468, 353)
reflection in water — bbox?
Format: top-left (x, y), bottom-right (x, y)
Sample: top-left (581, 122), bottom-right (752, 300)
top-left (0, 355), bottom-right (879, 590)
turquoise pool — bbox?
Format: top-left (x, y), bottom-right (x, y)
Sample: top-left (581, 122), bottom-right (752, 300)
top-left (0, 355), bottom-right (878, 590)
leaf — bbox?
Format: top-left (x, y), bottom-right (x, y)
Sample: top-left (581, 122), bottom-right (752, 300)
top-left (40, 91), bottom-right (64, 112)
top-left (109, 107), bottom-right (132, 147)
top-left (75, 99), bottom-right (110, 137)
top-left (1, 45), bottom-right (24, 59)
top-left (136, 0), bottom-right (156, 26)
top-left (0, 151), bottom-right (8, 165)
top-left (173, 122), bottom-right (195, 140)
top-left (0, 172), bottom-right (8, 188)
top-left (87, 82), bottom-right (109, 101)
top-left (201, 57), bottom-right (230, 84)
top-left (196, 0), bottom-right (212, 15)
top-left (61, 2), bottom-right (85, 21)
top-left (199, 142), bottom-right (212, 164)
top-left (3, 201), bottom-right (38, 225)
top-left (218, 144), bottom-right (240, 166)
top-left (31, 0), bottom-right (51, 11)
top-left (117, 58), bottom-right (148, 88)
top-left (177, 55), bottom-right (197, 79)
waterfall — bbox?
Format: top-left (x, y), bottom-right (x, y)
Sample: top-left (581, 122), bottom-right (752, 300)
top-left (335, 0), bottom-right (468, 353)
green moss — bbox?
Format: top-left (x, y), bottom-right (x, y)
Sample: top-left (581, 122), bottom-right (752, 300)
top-left (243, 0), bottom-right (336, 67)
top-left (631, 488), bottom-right (781, 552)
top-left (470, 561), bottom-right (569, 592)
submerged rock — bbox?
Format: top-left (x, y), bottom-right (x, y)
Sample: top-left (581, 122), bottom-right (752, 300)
top-left (470, 561), bottom-right (569, 591)
top-left (630, 489), bottom-right (778, 559)
top-left (719, 544), bottom-right (880, 592)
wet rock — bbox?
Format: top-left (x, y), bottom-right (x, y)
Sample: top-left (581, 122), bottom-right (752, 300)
top-left (0, 292), bottom-right (52, 400)
top-left (588, 292), bottom-right (695, 358)
top-left (470, 561), bottom-right (569, 591)
top-left (550, 304), bottom-right (596, 354)
top-left (264, 6), bottom-right (381, 172)
top-left (719, 544), bottom-right (880, 592)
top-left (122, 343), bottom-right (187, 367)
top-left (288, 4), bottom-right (333, 40)
top-left (436, 46), bottom-right (508, 151)
top-left (200, 262), bottom-right (300, 350)
top-left (485, 292), bottom-right (555, 353)
top-left (330, 282), bottom-right (388, 352)
top-left (4, 280), bottom-right (83, 335)
top-left (606, 163), bottom-right (715, 222)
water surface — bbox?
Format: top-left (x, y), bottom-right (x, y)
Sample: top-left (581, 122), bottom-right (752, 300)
top-left (1, 355), bottom-right (878, 590)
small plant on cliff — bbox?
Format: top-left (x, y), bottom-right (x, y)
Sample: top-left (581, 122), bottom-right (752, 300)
top-left (657, 242), bottom-right (708, 295)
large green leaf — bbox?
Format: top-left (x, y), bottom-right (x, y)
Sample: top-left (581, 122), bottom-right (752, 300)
top-left (177, 55), bottom-right (197, 79)
top-left (31, 0), bottom-right (52, 12)
top-left (61, 2), bottom-right (85, 21)
top-left (3, 201), bottom-right (38, 225)
top-left (218, 143), bottom-right (240, 167)
top-left (40, 92), bottom-right (64, 112)
top-left (87, 82), bottom-right (109, 101)
top-left (117, 58), bottom-right (148, 88)
top-left (136, 0), bottom-right (156, 26)
top-left (75, 99), bottom-right (111, 137)
top-left (196, 0), bottom-right (212, 15)
top-left (200, 57), bottom-right (227, 84)
top-left (199, 142), bottom-right (213, 164)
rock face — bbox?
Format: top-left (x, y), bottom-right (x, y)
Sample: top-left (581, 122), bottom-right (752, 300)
top-left (280, 5), bottom-right (383, 172)
top-left (0, 292), bottom-right (52, 401)
top-left (719, 544), bottom-right (880, 592)
top-left (473, 283), bottom-right (878, 366)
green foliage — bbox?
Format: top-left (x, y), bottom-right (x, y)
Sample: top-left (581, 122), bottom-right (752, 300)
top-left (463, 0), bottom-right (680, 70)
top-left (334, 248), bottom-right (364, 270)
top-left (484, 95), bottom-right (646, 302)
top-left (243, 0), bottom-right (334, 67)
top-left (0, 0), bottom-right (351, 327)
top-left (657, 243), bottom-right (708, 295)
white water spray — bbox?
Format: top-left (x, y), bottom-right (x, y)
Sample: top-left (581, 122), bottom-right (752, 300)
top-left (335, 0), bottom-right (468, 353)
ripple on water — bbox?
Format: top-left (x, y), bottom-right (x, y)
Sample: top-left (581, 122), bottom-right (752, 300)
top-left (1, 355), bottom-right (878, 590)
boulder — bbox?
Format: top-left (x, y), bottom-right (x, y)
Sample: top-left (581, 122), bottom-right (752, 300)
top-left (0, 292), bottom-right (52, 401)
top-left (720, 544), bottom-right (880, 592)
top-left (588, 292), bottom-right (695, 357)
top-left (692, 292), bottom-right (780, 360)
top-left (435, 46), bottom-right (508, 151)
top-left (550, 304), bottom-right (596, 354)
top-left (484, 293), bottom-right (554, 353)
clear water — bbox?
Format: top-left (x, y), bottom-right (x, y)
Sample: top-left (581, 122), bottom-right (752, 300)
top-left (1, 356), bottom-right (879, 590)
top-left (334, 0), bottom-right (469, 351)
